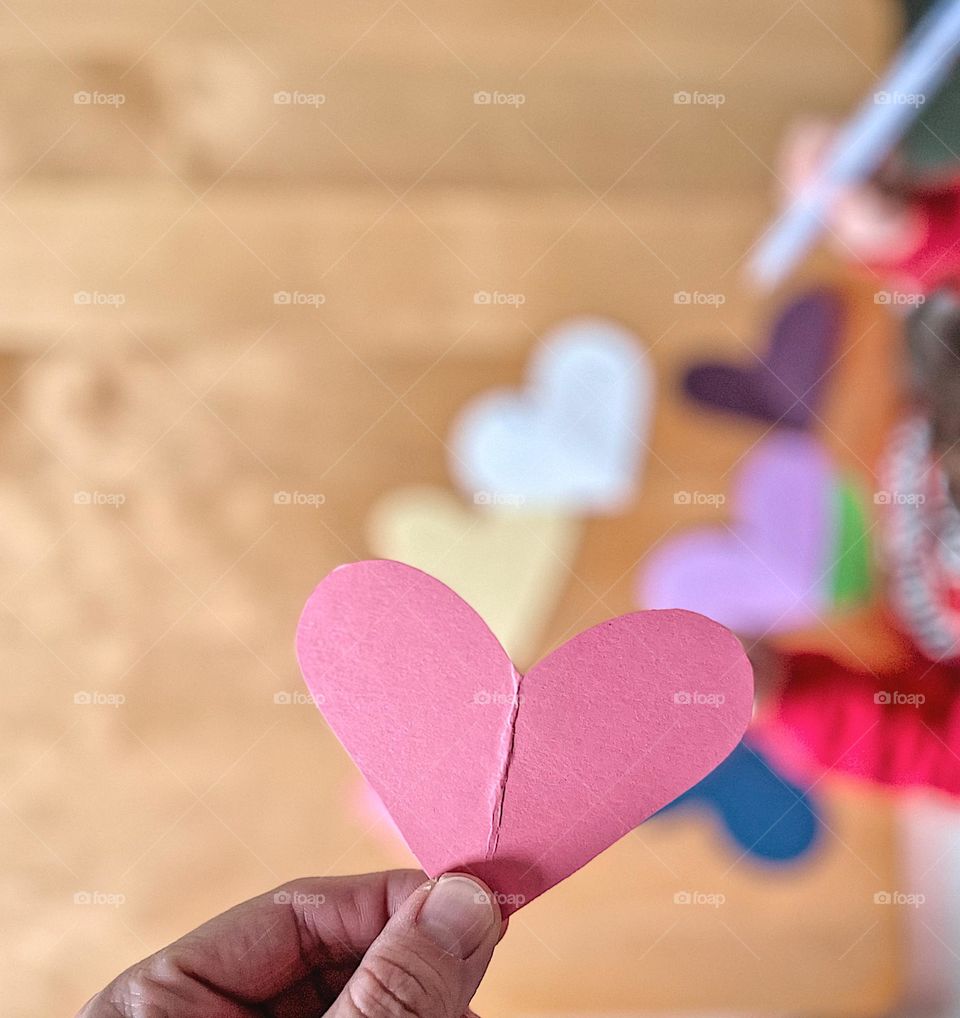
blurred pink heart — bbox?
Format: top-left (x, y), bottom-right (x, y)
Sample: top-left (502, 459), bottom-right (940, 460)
top-left (297, 560), bottom-right (753, 914)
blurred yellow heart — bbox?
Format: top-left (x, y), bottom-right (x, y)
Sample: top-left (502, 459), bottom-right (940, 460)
top-left (367, 486), bottom-right (581, 667)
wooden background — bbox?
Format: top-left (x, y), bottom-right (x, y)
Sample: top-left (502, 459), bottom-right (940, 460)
top-left (0, 1), bottom-right (917, 1014)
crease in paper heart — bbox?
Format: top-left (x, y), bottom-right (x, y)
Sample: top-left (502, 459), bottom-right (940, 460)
top-left (450, 317), bottom-right (653, 512)
top-left (296, 560), bottom-right (753, 914)
top-left (639, 432), bottom-right (834, 635)
top-left (366, 485), bottom-right (580, 666)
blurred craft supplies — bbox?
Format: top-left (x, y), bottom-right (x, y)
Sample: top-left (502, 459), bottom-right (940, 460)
top-left (748, 0), bottom-right (960, 288)
top-left (682, 287), bottom-right (843, 429)
top-left (639, 433), bottom-right (837, 635)
top-left (449, 317), bottom-right (652, 513)
top-left (366, 485), bottom-right (580, 666)
top-left (659, 739), bottom-right (820, 863)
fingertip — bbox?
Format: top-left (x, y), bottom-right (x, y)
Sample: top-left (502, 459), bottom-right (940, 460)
top-left (432, 872), bottom-right (509, 941)
top-left (416, 874), bottom-right (500, 960)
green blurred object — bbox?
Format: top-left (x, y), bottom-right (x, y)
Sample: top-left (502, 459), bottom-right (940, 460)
top-left (901, 0), bottom-right (960, 182)
top-left (829, 479), bottom-right (873, 606)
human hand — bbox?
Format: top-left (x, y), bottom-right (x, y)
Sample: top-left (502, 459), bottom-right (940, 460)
top-left (76, 869), bottom-right (503, 1018)
top-left (778, 117), bottom-right (922, 264)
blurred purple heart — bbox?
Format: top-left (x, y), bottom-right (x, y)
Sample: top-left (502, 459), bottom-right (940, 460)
top-left (684, 288), bottom-right (843, 429)
top-left (638, 432), bottom-right (833, 635)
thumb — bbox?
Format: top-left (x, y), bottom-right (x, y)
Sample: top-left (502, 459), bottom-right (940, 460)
top-left (330, 873), bottom-right (501, 1018)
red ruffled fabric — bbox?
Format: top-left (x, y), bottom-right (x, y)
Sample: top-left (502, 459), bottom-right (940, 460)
top-left (868, 184), bottom-right (960, 292)
top-left (771, 647), bottom-right (960, 795)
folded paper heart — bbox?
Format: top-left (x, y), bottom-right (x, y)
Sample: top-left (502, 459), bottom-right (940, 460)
top-left (683, 288), bottom-right (843, 429)
top-left (450, 317), bottom-right (653, 512)
top-left (296, 560), bottom-right (754, 914)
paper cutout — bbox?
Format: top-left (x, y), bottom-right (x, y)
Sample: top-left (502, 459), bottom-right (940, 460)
top-left (355, 780), bottom-right (404, 843)
top-left (366, 486), bottom-right (580, 666)
top-left (638, 433), bottom-right (833, 635)
top-left (450, 317), bottom-right (653, 512)
top-left (829, 479), bottom-right (873, 606)
top-left (360, 737), bottom-right (820, 865)
top-left (683, 288), bottom-right (843, 430)
top-left (296, 560), bottom-right (753, 914)
top-left (658, 740), bottom-right (820, 863)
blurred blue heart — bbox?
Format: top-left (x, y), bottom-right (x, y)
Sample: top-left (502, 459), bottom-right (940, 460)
top-left (658, 740), bottom-right (820, 863)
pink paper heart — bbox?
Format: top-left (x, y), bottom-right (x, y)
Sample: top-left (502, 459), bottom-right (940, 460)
top-left (296, 560), bottom-right (753, 914)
